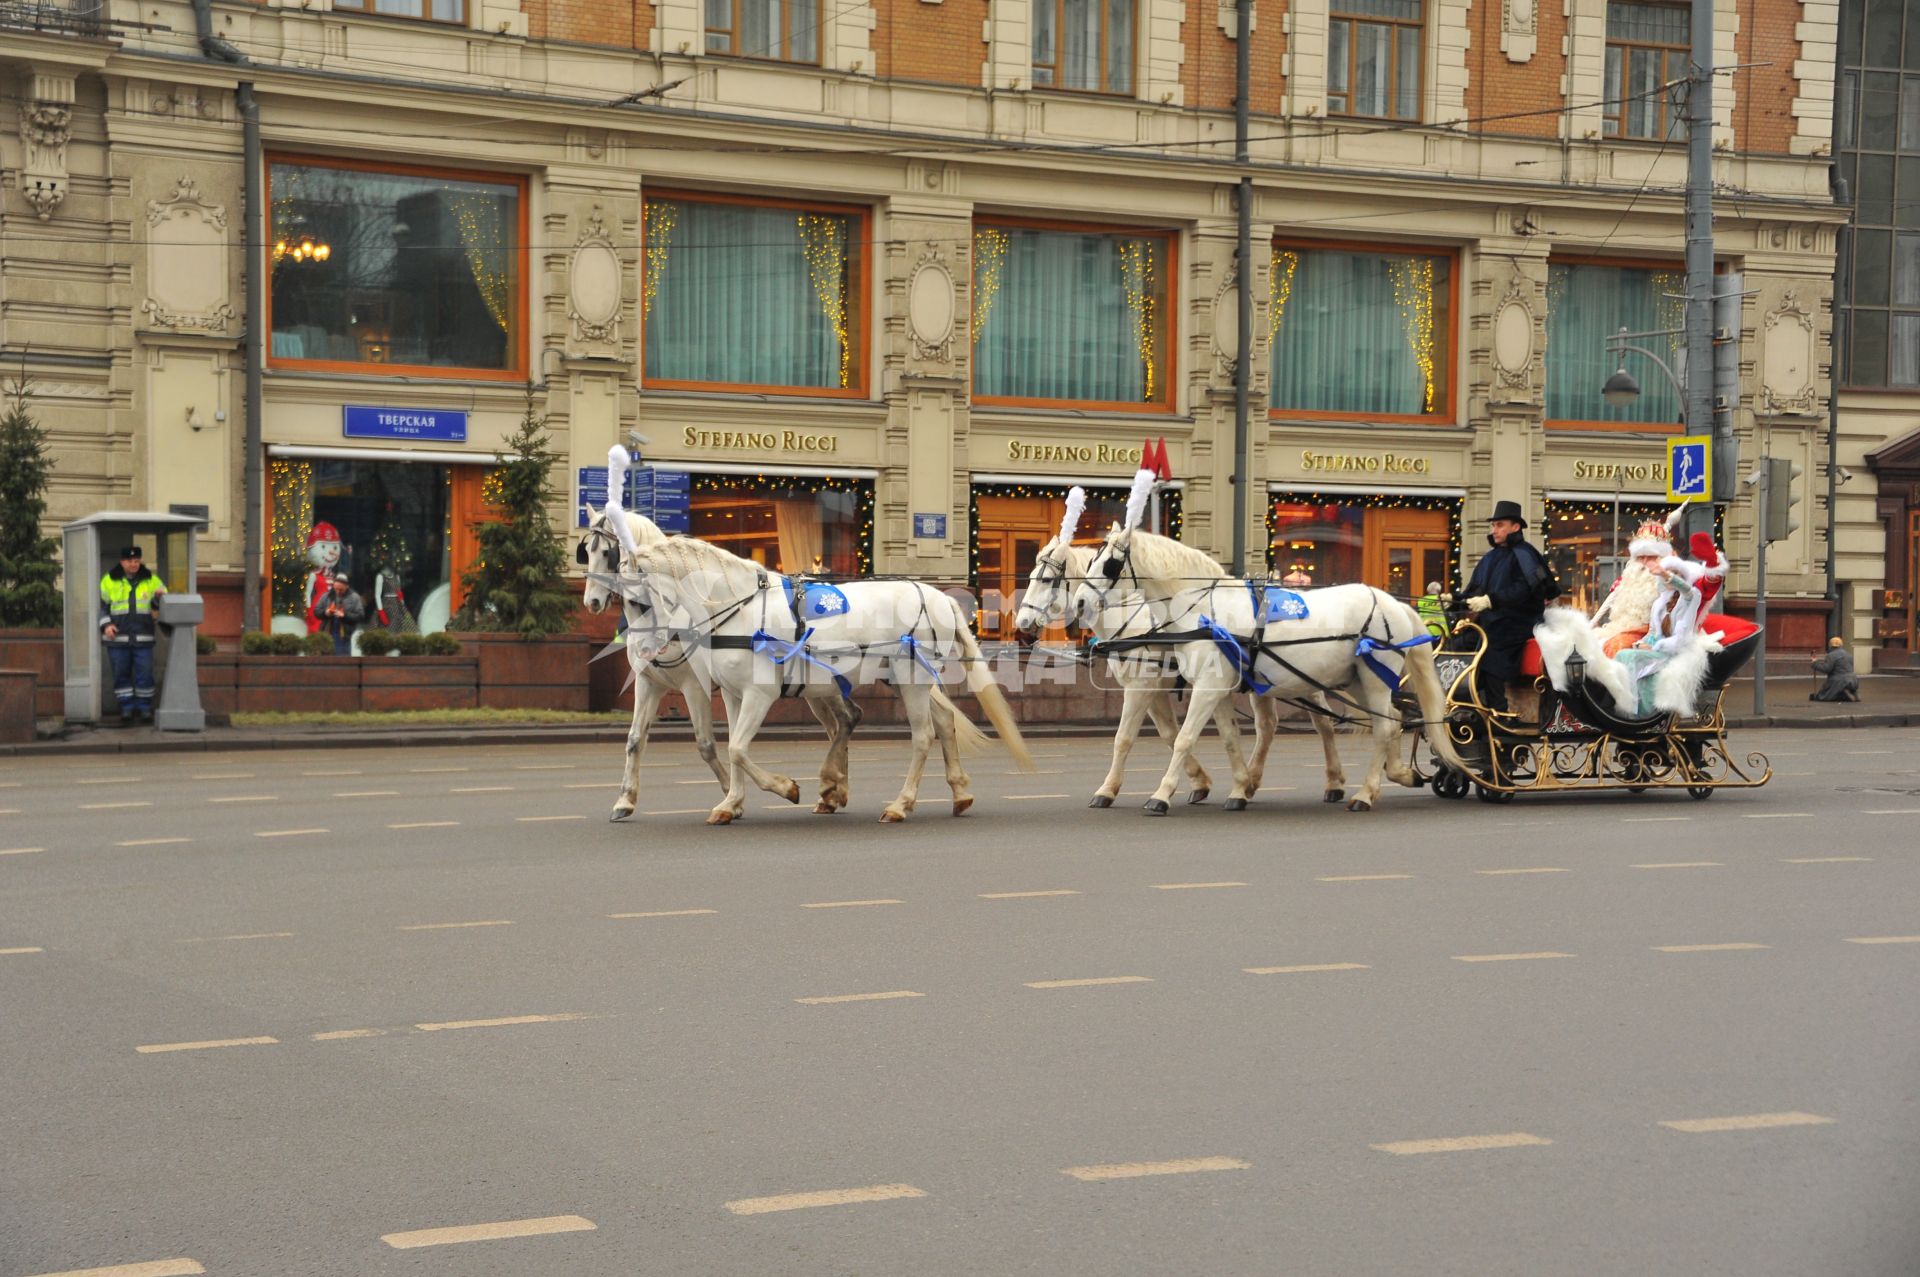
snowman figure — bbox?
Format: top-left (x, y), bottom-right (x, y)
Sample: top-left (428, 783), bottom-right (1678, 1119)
top-left (303, 521), bottom-right (345, 633)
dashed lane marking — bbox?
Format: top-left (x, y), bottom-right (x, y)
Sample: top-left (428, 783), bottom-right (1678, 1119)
top-left (311, 1028), bottom-right (384, 1041)
top-left (609, 909), bottom-right (717, 919)
top-left (1784, 856), bottom-right (1871, 863)
top-left (335, 790), bottom-right (400, 798)
top-left (1622, 816), bottom-right (1692, 823)
top-left (1477, 867), bottom-right (1569, 875)
top-left (565, 782), bottom-right (622, 789)
top-left (0, 808), bottom-right (18, 815)
top-left (399, 920), bottom-right (513, 931)
top-left (802, 899), bottom-right (903, 909)
top-left (300, 770), bottom-right (362, 777)
top-left (409, 767), bottom-right (468, 774)
top-left (135, 1036), bottom-right (279, 1054)
top-left (1317, 874), bottom-right (1414, 882)
top-left (1653, 942), bottom-right (1770, 953)
top-left (178, 933), bottom-right (293, 944)
top-left (75, 777), bottom-right (135, 785)
top-left (1025, 976), bottom-right (1153, 989)
top-left (254, 829), bottom-right (327, 838)
top-left (206, 795), bottom-right (277, 804)
top-left (725, 1185), bottom-right (927, 1216)
top-left (1007, 769), bottom-right (1065, 775)
top-left (1371, 1132), bottom-right (1552, 1156)
top-left (191, 773), bottom-right (252, 780)
top-left (1744, 812), bottom-right (1814, 819)
top-left (1, 847), bottom-right (45, 856)
top-left (643, 808), bottom-right (711, 816)
top-left (1846, 750), bottom-right (1893, 755)
top-left (1453, 951), bottom-right (1576, 963)
top-left (451, 786), bottom-right (514, 794)
top-left (381, 1215), bottom-right (597, 1250)
top-left (979, 890), bottom-right (1081, 899)
top-left (1245, 963), bottom-right (1369, 975)
top-left (1865, 809), bottom-right (1920, 815)
top-left (794, 990), bottom-right (925, 1005)
top-left (116, 837), bottom-right (189, 847)
top-left (516, 815), bottom-right (587, 823)
top-left (1659, 1112), bottom-right (1834, 1134)
top-left (1006, 793), bottom-right (1071, 800)
top-left (415, 1013), bottom-right (586, 1032)
top-left (2, 946), bottom-right (46, 955)
top-left (1632, 862), bottom-right (1724, 869)
top-left (1153, 881), bottom-right (1247, 890)
top-left (21, 1260), bottom-right (206, 1277)
top-left (1062, 1156), bottom-right (1250, 1181)
top-left (80, 802), bottom-right (150, 810)
top-left (1845, 935), bottom-right (1920, 945)
top-left (389, 821), bottom-right (458, 830)
top-left (675, 778), bottom-right (716, 785)
top-left (515, 764), bottom-right (572, 770)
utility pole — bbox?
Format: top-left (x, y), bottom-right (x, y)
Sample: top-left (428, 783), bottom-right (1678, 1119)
top-left (1228, 0), bottom-right (1253, 575)
top-left (1683, 0), bottom-right (1720, 540)
top-left (1752, 464), bottom-right (1769, 716)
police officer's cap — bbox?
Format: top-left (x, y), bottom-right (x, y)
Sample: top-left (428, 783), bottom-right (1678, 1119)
top-left (118, 544), bottom-right (144, 559)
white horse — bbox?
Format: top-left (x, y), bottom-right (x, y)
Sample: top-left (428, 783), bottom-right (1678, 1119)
top-left (622, 536), bottom-right (1033, 824)
top-left (1077, 528), bottom-right (1466, 813)
top-left (578, 510), bottom-right (858, 820)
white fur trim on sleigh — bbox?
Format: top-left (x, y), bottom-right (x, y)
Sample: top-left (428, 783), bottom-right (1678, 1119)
top-left (1534, 608), bottom-right (1634, 710)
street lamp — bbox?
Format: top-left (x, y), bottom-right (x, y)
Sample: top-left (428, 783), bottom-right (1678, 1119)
top-left (1602, 365), bottom-right (1641, 408)
top-left (1599, 326), bottom-right (1683, 409)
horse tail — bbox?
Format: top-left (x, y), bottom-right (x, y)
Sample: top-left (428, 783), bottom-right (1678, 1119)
top-left (930, 685), bottom-right (990, 756)
top-left (1390, 593), bottom-right (1468, 777)
top-left (948, 604), bottom-right (1034, 772)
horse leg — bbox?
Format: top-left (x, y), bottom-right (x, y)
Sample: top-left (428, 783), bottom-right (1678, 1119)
top-left (1145, 682), bottom-right (1231, 815)
top-left (808, 695), bottom-right (855, 813)
top-left (680, 673), bottom-right (729, 792)
top-left (928, 693), bottom-right (973, 816)
top-left (1346, 680), bottom-right (1401, 812)
top-left (881, 682), bottom-right (938, 823)
top-left (611, 673), bottom-right (663, 821)
top-left (1221, 693), bottom-right (1276, 812)
top-left (1145, 689), bottom-right (1212, 802)
top-left (1310, 693), bottom-right (1348, 803)
top-left (709, 687), bottom-right (778, 824)
top-left (1092, 684), bottom-right (1154, 808)
top-left (1207, 698), bottom-right (1251, 806)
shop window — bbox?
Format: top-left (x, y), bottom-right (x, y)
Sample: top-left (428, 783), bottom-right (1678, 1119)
top-left (1834, 0), bottom-right (1920, 390)
top-left (689, 475), bottom-right (872, 576)
top-left (1328, 0), bottom-right (1423, 122)
top-left (1270, 243), bottom-right (1453, 419)
top-left (705, 0), bottom-right (819, 63)
top-left (1545, 261), bottom-right (1684, 428)
top-left (1542, 499), bottom-right (1671, 614)
top-left (972, 222), bottom-right (1175, 411)
top-left (1268, 496), bottom-right (1458, 594)
top-left (1603, 2), bottom-right (1689, 141)
top-left (332, 0), bottom-right (464, 24)
top-left (267, 157), bottom-right (524, 380)
top-left (1032, 0), bottom-right (1135, 94)
top-left (642, 194), bottom-right (867, 397)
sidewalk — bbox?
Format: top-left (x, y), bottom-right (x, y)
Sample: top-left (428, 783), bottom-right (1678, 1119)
top-left (8, 673), bottom-right (1915, 758)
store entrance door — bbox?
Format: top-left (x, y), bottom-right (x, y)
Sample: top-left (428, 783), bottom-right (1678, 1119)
top-left (1905, 511), bottom-right (1920, 655)
top-left (977, 495), bottom-right (1055, 640)
top-left (449, 466), bottom-right (504, 614)
top-left (1366, 508), bottom-right (1451, 600)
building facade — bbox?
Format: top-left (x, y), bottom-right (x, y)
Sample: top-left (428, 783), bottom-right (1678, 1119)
top-left (0, 0), bottom-right (1857, 648)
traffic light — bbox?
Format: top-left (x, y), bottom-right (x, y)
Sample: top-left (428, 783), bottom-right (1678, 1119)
top-left (1764, 457), bottom-right (1803, 543)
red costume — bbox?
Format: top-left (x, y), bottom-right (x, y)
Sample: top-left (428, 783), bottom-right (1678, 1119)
top-left (1689, 531), bottom-right (1726, 611)
top-left (304, 521), bottom-right (344, 633)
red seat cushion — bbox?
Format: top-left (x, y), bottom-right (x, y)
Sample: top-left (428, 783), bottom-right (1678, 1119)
top-left (1520, 638), bottom-right (1545, 677)
top-left (1700, 614), bottom-right (1760, 644)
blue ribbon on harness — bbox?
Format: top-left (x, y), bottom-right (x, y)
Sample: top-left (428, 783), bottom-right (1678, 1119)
top-left (1199, 615), bottom-right (1272, 695)
top-left (1354, 633), bottom-right (1436, 693)
top-left (1248, 583), bottom-right (1310, 623)
top-left (898, 633), bottom-right (946, 683)
top-left (751, 626), bottom-right (853, 699)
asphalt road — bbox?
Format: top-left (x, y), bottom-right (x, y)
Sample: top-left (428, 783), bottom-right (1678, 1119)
top-left (2, 726), bottom-right (1917, 1276)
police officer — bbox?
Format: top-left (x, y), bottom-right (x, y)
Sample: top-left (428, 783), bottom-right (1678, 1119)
top-left (100, 544), bottom-right (164, 724)
top-left (1458, 500), bottom-right (1550, 713)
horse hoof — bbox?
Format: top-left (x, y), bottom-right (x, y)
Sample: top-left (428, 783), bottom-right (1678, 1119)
top-left (813, 802), bottom-right (838, 815)
top-left (1346, 798), bottom-right (1372, 813)
top-left (952, 797), bottom-right (974, 817)
top-left (784, 781), bottom-right (801, 804)
top-left (1088, 794), bottom-right (1115, 809)
top-left (1186, 787), bottom-right (1209, 805)
top-left (1143, 798), bottom-right (1170, 816)
top-left (879, 810), bottom-right (905, 824)
top-left (1224, 797), bottom-right (1248, 812)
top-left (1324, 788), bottom-right (1345, 804)
top-left (706, 810), bottom-right (735, 826)
top-left (609, 806), bottom-right (634, 823)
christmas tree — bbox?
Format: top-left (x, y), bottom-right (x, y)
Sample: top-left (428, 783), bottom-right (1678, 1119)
top-left (0, 378), bottom-right (62, 628)
top-left (453, 388), bottom-right (573, 638)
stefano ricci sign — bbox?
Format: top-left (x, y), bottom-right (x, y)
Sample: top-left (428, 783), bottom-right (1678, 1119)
top-left (343, 405), bottom-right (468, 443)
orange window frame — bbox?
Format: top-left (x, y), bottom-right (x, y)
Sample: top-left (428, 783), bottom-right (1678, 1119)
top-left (330, 0), bottom-right (468, 26)
top-left (703, 0), bottom-right (823, 63)
top-left (264, 153), bottom-right (529, 384)
top-left (1544, 252), bottom-right (1686, 434)
top-left (639, 189), bottom-right (872, 400)
top-left (1031, 0), bottom-right (1138, 96)
top-left (971, 215), bottom-right (1179, 415)
top-left (1327, 2), bottom-right (1424, 122)
top-left (1267, 237), bottom-right (1459, 425)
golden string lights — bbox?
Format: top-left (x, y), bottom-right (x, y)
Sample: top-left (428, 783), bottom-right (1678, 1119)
top-left (1388, 256), bottom-right (1438, 414)
top-left (970, 227), bottom-right (1009, 342)
top-left (268, 459), bottom-right (316, 616)
top-left (795, 213), bottom-right (854, 389)
top-left (1268, 248), bottom-right (1299, 339)
top-left (642, 199), bottom-right (678, 324)
top-left (1116, 238), bottom-right (1160, 403)
top-left (444, 188), bottom-right (513, 334)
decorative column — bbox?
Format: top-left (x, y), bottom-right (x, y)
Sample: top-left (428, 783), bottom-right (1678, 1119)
top-left (16, 69), bottom-right (76, 221)
top-left (1472, 220), bottom-right (1551, 526)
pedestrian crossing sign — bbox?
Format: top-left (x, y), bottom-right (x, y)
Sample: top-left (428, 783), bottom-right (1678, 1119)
top-left (1668, 435), bottom-right (1711, 503)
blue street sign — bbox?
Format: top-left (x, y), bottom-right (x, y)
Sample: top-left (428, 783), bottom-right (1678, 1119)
top-left (1667, 435), bottom-right (1711, 503)
top-left (343, 405), bottom-right (467, 442)
top-left (912, 513), bottom-right (947, 539)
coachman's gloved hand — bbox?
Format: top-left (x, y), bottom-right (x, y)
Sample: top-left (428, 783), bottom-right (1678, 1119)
top-left (1465, 595), bottom-right (1492, 614)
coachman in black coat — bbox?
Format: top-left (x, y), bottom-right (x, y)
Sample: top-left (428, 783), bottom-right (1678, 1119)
top-left (1460, 500), bottom-right (1552, 713)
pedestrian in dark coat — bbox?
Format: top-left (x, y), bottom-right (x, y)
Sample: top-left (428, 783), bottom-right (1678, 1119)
top-left (1809, 637), bottom-right (1859, 702)
top-left (1459, 500), bottom-right (1553, 713)
top-left (316, 575), bottom-right (365, 656)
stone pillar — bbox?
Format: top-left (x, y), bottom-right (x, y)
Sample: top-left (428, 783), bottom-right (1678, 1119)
top-left (1471, 223), bottom-right (1551, 527)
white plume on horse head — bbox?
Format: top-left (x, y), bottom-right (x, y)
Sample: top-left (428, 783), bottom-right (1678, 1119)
top-left (1123, 466), bottom-right (1155, 531)
top-left (1058, 486), bottom-right (1088, 549)
top-left (602, 444), bottom-right (640, 556)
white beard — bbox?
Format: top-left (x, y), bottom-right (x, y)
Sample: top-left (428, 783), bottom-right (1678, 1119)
top-left (1594, 564), bottom-right (1660, 646)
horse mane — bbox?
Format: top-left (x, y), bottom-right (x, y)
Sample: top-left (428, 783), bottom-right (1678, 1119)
top-left (1117, 530), bottom-right (1229, 583)
top-left (632, 535), bottom-right (762, 589)
top-left (624, 512), bottom-right (667, 547)
top-left (1047, 540), bottom-right (1097, 577)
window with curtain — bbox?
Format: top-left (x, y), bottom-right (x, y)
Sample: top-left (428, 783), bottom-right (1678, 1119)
top-left (705, 0), bottom-right (819, 62)
top-left (1032, 0), bottom-right (1135, 94)
top-left (1269, 244), bottom-right (1452, 418)
top-left (1328, 0), bottom-right (1423, 121)
top-left (1546, 261), bottom-right (1686, 425)
top-left (972, 223), bottom-right (1172, 409)
top-left (1604, 1), bottom-right (1689, 140)
top-left (332, 0), bottom-right (463, 23)
top-left (1834, 0), bottom-right (1920, 388)
top-left (689, 477), bottom-right (870, 575)
top-left (267, 158), bottom-right (522, 378)
top-left (642, 195), bottom-right (865, 395)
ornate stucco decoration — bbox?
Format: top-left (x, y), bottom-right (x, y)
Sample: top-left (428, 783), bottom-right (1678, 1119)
top-left (142, 176), bottom-right (235, 333)
top-left (1759, 289), bottom-right (1818, 417)
top-left (1501, 0), bottom-right (1536, 63)
top-left (1490, 275), bottom-right (1538, 401)
top-left (567, 205), bottom-right (623, 347)
top-left (17, 94), bottom-right (74, 221)
top-left (907, 248), bottom-right (956, 363)
top-left (1209, 269), bottom-right (1242, 378)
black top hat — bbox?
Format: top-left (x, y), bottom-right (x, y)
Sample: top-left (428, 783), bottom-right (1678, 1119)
top-left (117, 544), bottom-right (144, 559)
top-left (1488, 500), bottom-right (1527, 528)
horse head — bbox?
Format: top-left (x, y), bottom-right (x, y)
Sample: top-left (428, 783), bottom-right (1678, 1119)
top-left (1013, 539), bottom-right (1087, 637)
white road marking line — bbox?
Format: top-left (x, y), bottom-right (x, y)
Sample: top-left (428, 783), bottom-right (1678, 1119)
top-left (300, 770), bottom-right (362, 777)
top-left (1372, 1132), bottom-right (1552, 1156)
top-left (409, 767), bottom-right (468, 774)
top-left (451, 786), bottom-right (514, 793)
top-left (725, 1184), bottom-right (926, 1216)
top-left (191, 773), bottom-right (252, 780)
top-left (415, 1013), bottom-right (586, 1032)
top-left (1317, 874), bottom-right (1414, 882)
top-left (1783, 856), bottom-right (1871, 863)
top-left (643, 808), bottom-right (710, 816)
top-left (1008, 769), bottom-right (1065, 775)
top-left (135, 1036), bottom-right (279, 1054)
top-left (312, 1028), bottom-right (384, 1041)
top-left (1632, 862), bottom-right (1724, 869)
top-left (179, 932), bottom-right (293, 944)
top-left (515, 764), bottom-right (571, 770)
top-left (1652, 942), bottom-right (1770, 952)
top-left (1477, 867), bottom-right (1570, 875)
top-left (116, 837), bottom-right (190, 847)
top-left (1659, 1112), bottom-right (1834, 1134)
top-left (1864, 809), bottom-right (1920, 815)
top-left (1025, 976), bottom-right (1153, 989)
top-left (206, 795), bottom-right (277, 804)
top-left (516, 815), bottom-right (587, 823)
top-left (1846, 750), bottom-right (1892, 755)
top-left (1, 846), bottom-right (46, 856)
top-left (1453, 951), bottom-right (1576, 963)
top-left (1063, 1156), bottom-right (1250, 1181)
top-left (1844, 935), bottom-right (1920, 944)
top-left (0, 808), bottom-right (18, 815)
top-left (1744, 812), bottom-right (1814, 819)
top-left (1152, 881), bottom-right (1247, 890)
top-left (254, 828), bottom-right (327, 838)
top-left (674, 778), bottom-right (714, 785)
top-left (389, 821), bottom-right (458, 829)
top-left (399, 920), bottom-right (513, 931)
top-left (1006, 793), bottom-right (1070, 800)
top-left (336, 790), bottom-right (400, 798)
top-left (81, 801), bottom-right (151, 810)
top-left (609, 909), bottom-right (717, 919)
top-left (1244, 963), bottom-right (1369, 975)
top-left (794, 990), bottom-right (924, 1005)
top-left (565, 782), bottom-right (622, 789)
top-left (802, 899), bottom-right (903, 909)
top-left (381, 1215), bottom-right (597, 1249)
top-left (1623, 816), bottom-right (1693, 823)
top-left (75, 777), bottom-right (135, 785)
top-left (21, 1260), bottom-right (207, 1277)
top-left (2, 946), bottom-right (46, 955)
top-left (979, 890), bottom-right (1081, 899)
